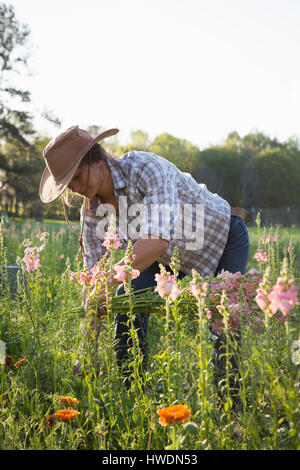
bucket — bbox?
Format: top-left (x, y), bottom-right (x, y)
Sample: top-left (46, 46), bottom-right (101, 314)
top-left (0, 265), bottom-right (23, 297)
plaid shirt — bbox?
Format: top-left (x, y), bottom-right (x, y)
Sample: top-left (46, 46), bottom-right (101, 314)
top-left (80, 151), bottom-right (231, 277)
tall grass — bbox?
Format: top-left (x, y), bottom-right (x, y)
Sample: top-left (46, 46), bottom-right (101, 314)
top-left (0, 217), bottom-right (299, 450)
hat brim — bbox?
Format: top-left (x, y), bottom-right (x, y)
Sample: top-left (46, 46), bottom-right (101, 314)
top-left (39, 128), bottom-right (119, 203)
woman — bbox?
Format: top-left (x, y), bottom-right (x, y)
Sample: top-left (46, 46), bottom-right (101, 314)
top-left (40, 125), bottom-right (250, 392)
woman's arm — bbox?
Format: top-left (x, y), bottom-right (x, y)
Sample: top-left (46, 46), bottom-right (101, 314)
top-left (116, 236), bottom-right (169, 273)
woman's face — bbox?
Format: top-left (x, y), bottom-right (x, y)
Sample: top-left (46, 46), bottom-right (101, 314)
top-left (68, 160), bottom-right (114, 200)
top-left (68, 162), bottom-right (100, 199)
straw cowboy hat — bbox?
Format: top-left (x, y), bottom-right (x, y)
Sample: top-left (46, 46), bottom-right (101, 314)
top-left (39, 125), bottom-right (119, 203)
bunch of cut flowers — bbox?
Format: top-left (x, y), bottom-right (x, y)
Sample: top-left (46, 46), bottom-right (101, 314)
top-left (64, 224), bottom-right (299, 335)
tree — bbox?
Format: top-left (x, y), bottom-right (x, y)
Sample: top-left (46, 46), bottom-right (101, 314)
top-left (149, 133), bottom-right (200, 174)
top-left (222, 130), bottom-right (300, 208)
top-left (0, 2), bottom-right (34, 144)
top-left (0, 3), bottom-right (61, 218)
top-left (223, 131), bottom-right (283, 208)
top-left (118, 129), bottom-right (150, 154)
top-left (128, 130), bottom-right (150, 151)
top-left (0, 2), bottom-right (36, 216)
top-left (192, 146), bottom-right (242, 206)
top-left (0, 137), bottom-right (43, 216)
top-left (252, 148), bottom-right (300, 208)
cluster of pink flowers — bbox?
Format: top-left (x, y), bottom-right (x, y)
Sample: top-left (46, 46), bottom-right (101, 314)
top-left (261, 234), bottom-right (280, 244)
top-left (70, 233), bottom-right (140, 290)
top-left (36, 231), bottom-right (49, 242)
top-left (70, 263), bottom-right (140, 296)
top-left (70, 262), bottom-right (109, 288)
top-left (254, 250), bottom-right (268, 264)
top-left (255, 275), bottom-right (299, 322)
top-left (186, 268), bottom-right (264, 335)
top-left (102, 231), bottom-right (140, 284)
top-left (102, 231), bottom-right (122, 252)
top-left (155, 271), bottom-right (181, 302)
top-left (22, 247), bottom-right (42, 273)
top-left (189, 278), bottom-right (209, 299)
top-left (68, 224), bottom-right (299, 335)
top-left (113, 264), bottom-right (140, 283)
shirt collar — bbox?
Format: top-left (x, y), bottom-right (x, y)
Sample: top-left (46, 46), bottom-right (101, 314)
top-left (106, 157), bottom-right (127, 191)
top-left (88, 156), bottom-right (127, 211)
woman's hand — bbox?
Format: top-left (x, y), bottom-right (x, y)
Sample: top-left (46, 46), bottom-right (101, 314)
top-left (82, 285), bottom-right (107, 318)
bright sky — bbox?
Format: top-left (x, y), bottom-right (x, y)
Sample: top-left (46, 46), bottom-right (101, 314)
top-left (6, 0), bottom-right (300, 149)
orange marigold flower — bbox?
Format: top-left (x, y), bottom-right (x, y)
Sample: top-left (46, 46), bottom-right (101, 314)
top-left (157, 404), bottom-right (191, 426)
top-left (54, 409), bottom-right (80, 421)
top-left (59, 396), bottom-right (79, 406)
top-left (14, 356), bottom-right (28, 368)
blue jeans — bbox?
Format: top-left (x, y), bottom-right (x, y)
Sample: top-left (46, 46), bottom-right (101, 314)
top-left (212, 215), bottom-right (249, 400)
top-left (215, 215), bottom-right (249, 276)
top-left (114, 215), bottom-right (250, 383)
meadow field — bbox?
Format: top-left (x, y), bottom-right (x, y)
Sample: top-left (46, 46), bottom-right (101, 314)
top-left (0, 217), bottom-right (299, 451)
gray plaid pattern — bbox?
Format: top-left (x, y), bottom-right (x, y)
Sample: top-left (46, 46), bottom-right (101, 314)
top-left (81, 151), bottom-right (231, 277)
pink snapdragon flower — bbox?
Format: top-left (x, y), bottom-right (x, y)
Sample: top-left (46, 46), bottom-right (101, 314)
top-left (155, 273), bottom-right (181, 301)
top-left (124, 252), bottom-right (136, 266)
top-left (103, 232), bottom-right (122, 252)
top-left (254, 250), bottom-right (268, 264)
top-left (70, 272), bottom-right (79, 282)
top-left (247, 268), bottom-right (261, 280)
top-left (70, 270), bottom-right (91, 286)
top-left (189, 279), bottom-right (209, 298)
top-left (242, 280), bottom-right (257, 295)
top-left (261, 234), bottom-right (280, 244)
top-left (113, 265), bottom-right (140, 282)
top-left (78, 272), bottom-right (90, 286)
top-left (70, 266), bottom-right (109, 289)
top-left (36, 231), bottom-right (49, 242)
top-left (268, 278), bottom-right (298, 317)
top-left (91, 263), bottom-right (104, 276)
top-left (23, 254), bottom-right (41, 273)
top-left (255, 272), bottom-right (299, 320)
top-left (248, 268), bottom-right (260, 275)
top-left (89, 262), bottom-right (106, 286)
top-left (22, 247), bottom-right (41, 273)
top-left (255, 288), bottom-right (269, 311)
top-left (217, 269), bottom-right (241, 281)
top-left (217, 270), bottom-right (242, 289)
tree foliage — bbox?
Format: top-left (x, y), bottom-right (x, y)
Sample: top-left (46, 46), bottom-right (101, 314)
top-left (192, 146), bottom-right (242, 206)
top-left (149, 132), bottom-right (200, 174)
top-left (0, 2), bottom-right (34, 144)
top-left (0, 3), bottom-right (299, 220)
top-left (1, 125), bottom-right (300, 219)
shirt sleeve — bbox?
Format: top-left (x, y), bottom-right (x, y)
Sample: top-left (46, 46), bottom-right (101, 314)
top-left (135, 158), bottom-right (179, 241)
